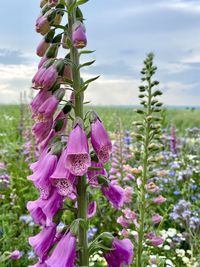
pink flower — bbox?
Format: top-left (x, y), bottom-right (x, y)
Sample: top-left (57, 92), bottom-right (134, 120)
top-left (37, 39), bottom-right (50, 57)
top-left (123, 187), bottom-right (134, 203)
top-left (50, 149), bottom-right (76, 198)
top-left (10, 250), bottom-right (22, 260)
top-left (72, 22), bottom-right (87, 49)
top-left (91, 116), bottom-right (112, 163)
top-left (151, 214), bottom-right (163, 224)
top-left (36, 16), bottom-right (50, 35)
top-left (146, 232), bottom-right (164, 247)
top-left (153, 195), bottom-right (166, 204)
top-left (105, 238), bottom-right (134, 267)
top-left (117, 216), bottom-right (129, 227)
top-left (31, 90), bottom-right (51, 117)
top-left (45, 231), bottom-right (76, 267)
top-left (87, 201), bottom-right (97, 219)
top-left (102, 183), bottom-right (124, 209)
top-left (123, 208), bottom-right (137, 221)
top-left (28, 152), bottom-right (57, 199)
top-left (29, 224), bottom-right (56, 260)
top-left (38, 95), bottom-right (59, 120)
top-left (65, 123), bottom-right (91, 176)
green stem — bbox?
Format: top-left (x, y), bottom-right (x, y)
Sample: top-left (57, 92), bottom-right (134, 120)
top-left (68, 2), bottom-right (88, 266)
top-left (136, 78), bottom-right (152, 267)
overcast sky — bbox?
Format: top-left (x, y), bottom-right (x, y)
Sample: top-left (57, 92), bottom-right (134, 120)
top-left (0, 0), bottom-right (200, 106)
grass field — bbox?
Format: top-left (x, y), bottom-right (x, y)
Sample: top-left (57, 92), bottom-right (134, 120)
top-left (0, 105), bottom-right (200, 135)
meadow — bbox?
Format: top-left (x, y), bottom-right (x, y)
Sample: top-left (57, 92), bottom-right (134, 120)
top-left (0, 104), bottom-right (200, 266)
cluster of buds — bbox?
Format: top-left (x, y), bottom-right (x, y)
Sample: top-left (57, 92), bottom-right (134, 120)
top-left (27, 1), bottom-right (133, 266)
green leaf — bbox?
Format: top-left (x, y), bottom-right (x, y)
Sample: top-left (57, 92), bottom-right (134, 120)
top-left (79, 50), bottom-right (95, 56)
top-left (78, 60), bottom-right (96, 70)
top-left (83, 75), bottom-right (100, 85)
top-left (77, 0), bottom-right (89, 5)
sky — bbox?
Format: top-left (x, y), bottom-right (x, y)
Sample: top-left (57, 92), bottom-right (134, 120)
top-left (0, 0), bottom-right (200, 106)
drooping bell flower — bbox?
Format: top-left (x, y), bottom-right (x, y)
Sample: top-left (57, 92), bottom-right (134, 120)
top-left (87, 201), bottom-right (97, 219)
top-left (27, 199), bottom-right (46, 226)
top-left (32, 120), bottom-right (53, 143)
top-left (146, 233), bottom-right (164, 247)
top-left (42, 188), bottom-right (64, 226)
top-left (87, 161), bottom-right (107, 186)
top-left (50, 149), bottom-right (76, 197)
top-left (30, 148), bottom-right (48, 173)
top-left (40, 60), bottom-right (64, 90)
top-left (37, 95), bottom-right (59, 121)
top-left (31, 90), bottom-right (51, 118)
top-left (102, 183), bottom-right (124, 209)
top-left (72, 22), bottom-right (87, 49)
top-left (105, 238), bottom-right (134, 267)
top-left (91, 116), bottom-right (112, 163)
top-left (45, 231), bottom-right (76, 267)
top-left (36, 15), bottom-right (51, 36)
top-left (39, 129), bottom-right (56, 152)
top-left (153, 195), bottom-right (166, 204)
top-left (10, 250), bottom-right (22, 260)
top-left (29, 224), bottom-right (56, 260)
top-left (65, 123), bottom-right (91, 176)
top-left (37, 39), bottom-right (50, 57)
top-left (62, 64), bottom-right (72, 81)
top-left (28, 152), bottom-right (57, 199)
top-left (32, 66), bottom-right (47, 89)
top-left (151, 214), bottom-right (163, 224)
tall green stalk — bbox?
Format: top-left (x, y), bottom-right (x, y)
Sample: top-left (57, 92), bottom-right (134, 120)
top-left (135, 53), bottom-right (163, 267)
top-left (68, 2), bottom-right (88, 266)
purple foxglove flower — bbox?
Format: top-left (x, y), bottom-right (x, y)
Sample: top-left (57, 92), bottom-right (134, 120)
top-left (28, 188), bottom-right (63, 226)
top-left (65, 123), bottom-right (91, 176)
top-left (87, 161), bottom-right (107, 186)
top-left (42, 188), bottom-right (64, 226)
top-left (105, 238), bottom-right (134, 267)
top-left (102, 183), bottom-right (124, 209)
top-left (27, 199), bottom-right (46, 226)
top-left (37, 39), bottom-right (50, 57)
top-left (122, 208), bottom-right (137, 221)
top-left (38, 56), bottom-right (48, 69)
top-left (32, 120), bottom-right (53, 143)
top-left (45, 231), bottom-right (76, 267)
top-left (29, 224), bottom-right (56, 260)
top-left (153, 195), bottom-right (166, 204)
top-left (72, 22), bottom-right (87, 49)
top-left (117, 216), bottom-right (129, 227)
top-left (87, 201), bottom-right (97, 219)
top-left (151, 214), bottom-right (163, 224)
top-left (36, 16), bottom-right (50, 36)
top-left (30, 148), bottom-right (48, 172)
top-left (123, 187), bottom-right (133, 204)
top-left (50, 149), bottom-right (76, 197)
top-left (32, 66), bottom-right (47, 89)
top-left (38, 95), bottom-right (59, 120)
top-left (10, 250), bottom-right (22, 260)
top-left (30, 90), bottom-right (51, 118)
top-left (40, 65), bottom-right (59, 90)
top-left (91, 117), bottom-right (112, 163)
top-left (28, 152), bottom-right (57, 199)
top-left (150, 236), bottom-right (164, 247)
top-left (39, 129), bottom-right (56, 152)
